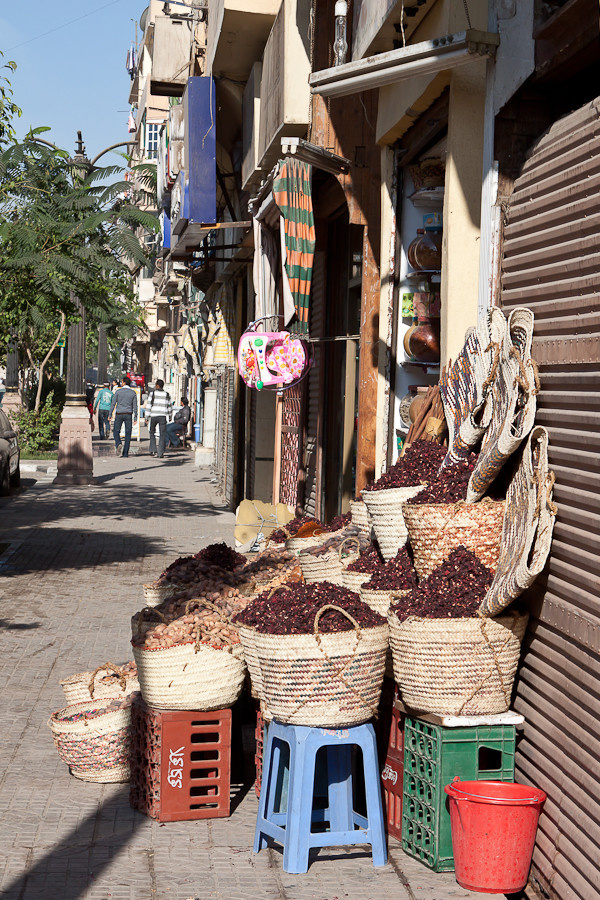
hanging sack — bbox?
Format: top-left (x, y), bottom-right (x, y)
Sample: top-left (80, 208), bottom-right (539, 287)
top-left (49, 697), bottom-right (132, 783)
top-left (440, 308), bottom-right (507, 467)
top-left (467, 307), bottom-right (539, 502)
top-left (388, 608), bottom-right (528, 716)
top-left (480, 426), bottom-right (556, 616)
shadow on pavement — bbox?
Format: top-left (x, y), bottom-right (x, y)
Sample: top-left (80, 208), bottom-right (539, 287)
top-left (1, 786), bottom-right (145, 900)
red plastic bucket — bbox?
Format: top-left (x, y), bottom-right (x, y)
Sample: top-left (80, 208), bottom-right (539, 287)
top-left (445, 777), bottom-right (546, 894)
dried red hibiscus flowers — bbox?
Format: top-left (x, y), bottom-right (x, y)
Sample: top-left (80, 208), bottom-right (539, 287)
top-left (233, 582), bottom-right (385, 634)
top-left (390, 546), bottom-right (492, 622)
top-left (321, 512), bottom-right (352, 533)
top-left (362, 440), bottom-right (446, 492)
top-left (364, 547), bottom-right (417, 591)
top-left (194, 542), bottom-right (246, 570)
top-left (345, 545), bottom-right (384, 574)
top-left (409, 453), bottom-right (479, 504)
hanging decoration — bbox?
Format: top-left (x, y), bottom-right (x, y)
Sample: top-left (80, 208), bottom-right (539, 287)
top-left (273, 158), bottom-right (316, 334)
top-left (238, 317), bottom-right (312, 391)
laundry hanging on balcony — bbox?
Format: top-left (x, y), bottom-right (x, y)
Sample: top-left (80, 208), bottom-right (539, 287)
top-left (273, 158), bottom-right (316, 335)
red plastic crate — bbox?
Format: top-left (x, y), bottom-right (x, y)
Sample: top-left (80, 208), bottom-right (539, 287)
top-left (381, 753), bottom-right (404, 841)
top-left (130, 695), bottom-right (232, 822)
top-left (255, 707), bottom-right (265, 798)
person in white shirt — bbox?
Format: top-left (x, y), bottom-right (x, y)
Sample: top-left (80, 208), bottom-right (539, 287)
top-left (146, 379), bottom-right (173, 458)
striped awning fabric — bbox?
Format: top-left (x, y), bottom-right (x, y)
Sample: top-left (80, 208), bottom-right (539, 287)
top-left (273, 159), bottom-right (315, 334)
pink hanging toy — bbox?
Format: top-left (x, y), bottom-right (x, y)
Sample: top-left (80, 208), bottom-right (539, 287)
top-left (238, 318), bottom-right (312, 391)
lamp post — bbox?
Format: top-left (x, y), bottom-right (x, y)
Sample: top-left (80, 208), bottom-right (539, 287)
top-left (54, 131), bottom-right (134, 484)
top-left (2, 337), bottom-right (22, 415)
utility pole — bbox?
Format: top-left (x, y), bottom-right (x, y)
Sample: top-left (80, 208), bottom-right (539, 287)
top-left (2, 338), bottom-right (22, 415)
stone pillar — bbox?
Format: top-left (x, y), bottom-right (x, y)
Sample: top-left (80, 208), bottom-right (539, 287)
top-left (55, 296), bottom-right (94, 484)
top-left (2, 339), bottom-right (23, 415)
top-left (97, 325), bottom-right (108, 385)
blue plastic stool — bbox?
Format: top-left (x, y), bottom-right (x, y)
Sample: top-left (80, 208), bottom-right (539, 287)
top-left (254, 720), bottom-right (387, 874)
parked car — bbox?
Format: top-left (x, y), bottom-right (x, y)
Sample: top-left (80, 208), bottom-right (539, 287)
top-left (0, 408), bottom-right (20, 495)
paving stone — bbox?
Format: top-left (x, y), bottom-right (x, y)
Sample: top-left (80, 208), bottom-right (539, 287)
top-left (0, 445), bottom-right (506, 900)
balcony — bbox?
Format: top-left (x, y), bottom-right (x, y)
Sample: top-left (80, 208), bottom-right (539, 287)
top-left (243, 0), bottom-right (310, 187)
top-left (207, 0), bottom-right (280, 80)
top-left (352, 0), bottom-right (442, 60)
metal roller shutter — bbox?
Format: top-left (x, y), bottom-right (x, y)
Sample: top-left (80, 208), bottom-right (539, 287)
top-left (500, 96), bottom-right (600, 900)
top-left (303, 250), bottom-right (326, 518)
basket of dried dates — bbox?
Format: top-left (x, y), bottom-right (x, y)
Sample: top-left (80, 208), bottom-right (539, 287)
top-left (388, 547), bottom-right (528, 716)
top-left (234, 582), bottom-right (388, 728)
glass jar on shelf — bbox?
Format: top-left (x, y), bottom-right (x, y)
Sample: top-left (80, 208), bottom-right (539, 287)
top-left (408, 316), bottom-right (441, 364)
top-left (413, 226), bottom-right (442, 271)
top-left (407, 230), bottom-right (425, 270)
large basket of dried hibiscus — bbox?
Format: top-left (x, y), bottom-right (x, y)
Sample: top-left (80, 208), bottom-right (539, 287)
top-left (402, 453), bottom-right (505, 580)
top-left (361, 441), bottom-right (446, 561)
top-left (388, 547), bottom-right (528, 716)
top-left (234, 583), bottom-right (388, 728)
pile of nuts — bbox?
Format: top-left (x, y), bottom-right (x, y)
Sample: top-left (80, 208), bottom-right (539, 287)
top-left (234, 582), bottom-right (386, 635)
top-left (363, 440), bottom-right (446, 492)
top-left (132, 592), bottom-right (249, 652)
top-left (390, 547), bottom-right (493, 621)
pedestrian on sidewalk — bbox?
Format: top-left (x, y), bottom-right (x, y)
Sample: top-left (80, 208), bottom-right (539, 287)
top-left (146, 379), bottom-right (172, 459)
top-left (109, 376), bottom-right (138, 458)
top-left (166, 397), bottom-right (191, 449)
top-left (93, 382), bottom-right (114, 439)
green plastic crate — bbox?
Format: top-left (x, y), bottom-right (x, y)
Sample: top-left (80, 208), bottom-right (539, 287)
top-left (402, 716), bottom-right (516, 872)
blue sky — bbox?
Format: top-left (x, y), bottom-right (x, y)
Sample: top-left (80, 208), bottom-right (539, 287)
top-left (1, 0), bottom-right (145, 163)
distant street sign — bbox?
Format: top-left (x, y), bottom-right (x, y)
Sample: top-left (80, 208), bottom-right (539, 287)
top-left (57, 337), bottom-right (66, 348)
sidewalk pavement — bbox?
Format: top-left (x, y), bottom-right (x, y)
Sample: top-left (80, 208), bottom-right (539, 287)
top-left (0, 442), bottom-right (506, 900)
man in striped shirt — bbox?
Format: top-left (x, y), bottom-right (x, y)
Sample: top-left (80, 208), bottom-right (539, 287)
top-left (146, 379), bottom-right (173, 459)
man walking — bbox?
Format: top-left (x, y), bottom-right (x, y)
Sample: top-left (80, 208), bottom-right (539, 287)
top-left (109, 377), bottom-right (138, 458)
top-left (166, 396), bottom-right (191, 448)
top-left (93, 382), bottom-right (114, 440)
top-left (146, 379), bottom-right (172, 459)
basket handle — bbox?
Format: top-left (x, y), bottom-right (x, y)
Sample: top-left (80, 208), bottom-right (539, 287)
top-left (337, 535), bottom-right (361, 562)
top-left (313, 604), bottom-right (362, 645)
top-left (88, 662), bottom-right (127, 698)
top-left (133, 606), bottom-right (168, 639)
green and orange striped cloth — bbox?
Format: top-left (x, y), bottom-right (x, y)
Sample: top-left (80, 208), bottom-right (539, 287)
top-left (273, 159), bottom-right (316, 334)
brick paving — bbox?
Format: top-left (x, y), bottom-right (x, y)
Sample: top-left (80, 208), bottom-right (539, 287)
top-left (0, 439), bottom-right (506, 900)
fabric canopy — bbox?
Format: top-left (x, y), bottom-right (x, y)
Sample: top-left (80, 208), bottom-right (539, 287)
top-left (273, 159), bottom-right (316, 334)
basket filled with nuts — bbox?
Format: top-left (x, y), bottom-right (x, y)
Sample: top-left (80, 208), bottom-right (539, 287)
top-left (131, 599), bottom-right (246, 711)
top-left (234, 582), bottom-right (388, 728)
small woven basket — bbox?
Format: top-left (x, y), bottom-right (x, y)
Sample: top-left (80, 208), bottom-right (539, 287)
top-left (361, 485), bottom-right (424, 561)
top-left (342, 569), bottom-right (371, 593)
top-left (48, 698), bottom-right (132, 783)
top-left (253, 604), bottom-right (388, 728)
top-left (402, 498), bottom-right (506, 580)
top-left (388, 610), bottom-right (528, 716)
top-left (60, 662), bottom-right (139, 705)
top-left (349, 499), bottom-right (371, 537)
top-left (132, 628), bottom-right (246, 710)
top-left (143, 581), bottom-right (182, 607)
top-left (299, 536), bottom-right (361, 585)
top-left (286, 532), bottom-right (330, 555)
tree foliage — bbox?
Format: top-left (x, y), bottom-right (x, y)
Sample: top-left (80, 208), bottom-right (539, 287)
top-left (0, 51), bottom-right (21, 146)
top-left (0, 131), bottom-right (158, 407)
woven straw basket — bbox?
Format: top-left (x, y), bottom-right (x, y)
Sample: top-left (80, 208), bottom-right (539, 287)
top-left (132, 639), bottom-right (246, 711)
top-left (402, 498), bottom-right (505, 580)
top-left (60, 662), bottom-right (140, 706)
top-left (286, 533), bottom-right (330, 555)
top-left (299, 536), bottom-right (361, 585)
top-left (359, 587), bottom-right (394, 616)
top-left (143, 581), bottom-right (181, 607)
top-left (388, 610), bottom-right (528, 716)
top-left (237, 623), bottom-right (264, 702)
top-left (252, 604), bottom-right (388, 727)
top-left (349, 499), bottom-right (372, 537)
top-left (361, 485), bottom-right (424, 561)
top-left (342, 569), bottom-right (371, 592)
top-left (49, 698), bottom-right (132, 783)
